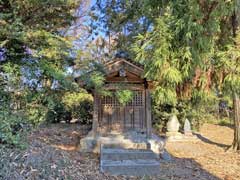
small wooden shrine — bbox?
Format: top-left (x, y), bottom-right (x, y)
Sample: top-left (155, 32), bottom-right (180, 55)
top-left (92, 57), bottom-right (152, 138)
top-left (79, 57), bottom-right (164, 176)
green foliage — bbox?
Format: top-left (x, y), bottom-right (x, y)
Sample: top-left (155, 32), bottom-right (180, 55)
top-left (76, 100), bottom-right (93, 124)
top-left (0, 109), bottom-right (29, 147)
top-left (25, 90), bottom-right (94, 125)
top-left (131, 0), bottom-right (237, 131)
top-left (62, 92), bottom-right (93, 124)
top-left (62, 92), bottom-right (93, 108)
top-left (26, 104), bottom-right (48, 125)
top-left (153, 97), bottom-right (218, 132)
top-left (133, 16), bottom-right (182, 106)
top-left (45, 103), bottom-right (68, 123)
top-left (115, 90), bottom-right (135, 106)
top-left (85, 71), bottom-right (105, 90)
top-left (76, 60), bottom-right (106, 94)
top-left (216, 118), bottom-right (233, 127)
top-left (152, 103), bottom-right (173, 132)
top-left (0, 0), bottom-right (82, 146)
top-left (217, 31), bottom-right (240, 94)
top-left (154, 86), bottom-right (177, 105)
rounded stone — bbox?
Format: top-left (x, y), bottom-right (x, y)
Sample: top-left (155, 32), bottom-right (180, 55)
top-left (184, 118), bottom-right (192, 133)
top-left (167, 115), bottom-right (180, 132)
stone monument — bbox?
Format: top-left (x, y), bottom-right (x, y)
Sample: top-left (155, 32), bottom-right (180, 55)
top-left (167, 115), bottom-right (180, 132)
top-left (166, 115), bottom-right (182, 139)
top-left (184, 118), bottom-right (192, 136)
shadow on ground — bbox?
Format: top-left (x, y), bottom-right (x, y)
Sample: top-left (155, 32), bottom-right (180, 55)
top-left (194, 133), bottom-right (230, 149)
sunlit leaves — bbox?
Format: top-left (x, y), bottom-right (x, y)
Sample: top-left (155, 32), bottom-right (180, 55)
top-left (216, 31), bottom-right (240, 94)
top-left (133, 17), bottom-right (181, 105)
top-left (162, 67), bottom-right (182, 84)
top-left (154, 86), bottom-right (177, 105)
top-left (115, 90), bottom-right (134, 106)
top-left (24, 30), bottom-right (72, 61)
top-left (62, 92), bottom-right (93, 109)
top-left (82, 71), bottom-right (105, 91)
top-left (132, 0), bottom-right (237, 107)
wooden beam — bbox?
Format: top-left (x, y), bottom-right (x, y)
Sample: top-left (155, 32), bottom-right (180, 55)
top-left (146, 89), bottom-right (152, 138)
top-left (105, 59), bottom-right (144, 77)
top-left (105, 58), bottom-right (144, 71)
top-left (92, 91), bottom-right (99, 138)
top-left (104, 83), bottom-right (145, 90)
top-left (106, 70), bottom-right (144, 83)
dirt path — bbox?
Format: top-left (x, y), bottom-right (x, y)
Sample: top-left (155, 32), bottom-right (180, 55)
top-left (0, 123), bottom-right (239, 180)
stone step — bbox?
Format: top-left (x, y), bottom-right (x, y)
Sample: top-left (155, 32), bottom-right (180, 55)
top-left (101, 148), bottom-right (158, 161)
top-left (101, 159), bottom-right (160, 176)
top-left (100, 141), bottom-right (148, 150)
top-left (100, 147), bottom-right (160, 176)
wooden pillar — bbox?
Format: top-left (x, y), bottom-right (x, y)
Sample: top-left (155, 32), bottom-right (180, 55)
top-left (146, 89), bottom-right (152, 138)
top-left (92, 91), bottom-right (99, 138)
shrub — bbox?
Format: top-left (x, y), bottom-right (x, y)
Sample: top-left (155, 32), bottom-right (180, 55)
top-left (0, 110), bottom-right (29, 147)
top-left (152, 103), bottom-right (173, 133)
top-left (45, 103), bottom-right (68, 123)
top-left (152, 99), bottom-right (213, 132)
top-left (45, 104), bottom-right (73, 124)
top-left (62, 92), bottom-right (93, 124)
top-left (26, 104), bottom-right (48, 125)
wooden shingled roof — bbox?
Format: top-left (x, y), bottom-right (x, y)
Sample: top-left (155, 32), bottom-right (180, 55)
top-left (104, 57), bottom-right (144, 77)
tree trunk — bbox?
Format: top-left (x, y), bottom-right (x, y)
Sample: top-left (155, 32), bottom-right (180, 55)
top-left (230, 6), bottom-right (240, 151)
top-left (231, 93), bottom-right (240, 151)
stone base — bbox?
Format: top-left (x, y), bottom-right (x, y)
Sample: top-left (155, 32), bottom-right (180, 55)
top-left (166, 132), bottom-right (183, 141)
top-left (80, 130), bottom-right (165, 155)
top-left (79, 132), bottom-right (97, 153)
top-left (184, 131), bottom-right (193, 136)
top-left (166, 131), bottom-right (198, 142)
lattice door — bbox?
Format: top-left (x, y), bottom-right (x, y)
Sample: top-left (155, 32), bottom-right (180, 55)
top-left (100, 90), bottom-right (146, 132)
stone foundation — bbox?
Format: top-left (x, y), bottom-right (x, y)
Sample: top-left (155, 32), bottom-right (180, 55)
top-left (80, 130), bottom-right (165, 155)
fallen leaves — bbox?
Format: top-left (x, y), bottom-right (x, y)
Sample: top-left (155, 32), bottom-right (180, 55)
top-left (0, 123), bottom-right (239, 180)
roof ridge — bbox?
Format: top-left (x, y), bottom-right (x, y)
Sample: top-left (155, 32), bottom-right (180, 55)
top-left (104, 57), bottom-right (144, 69)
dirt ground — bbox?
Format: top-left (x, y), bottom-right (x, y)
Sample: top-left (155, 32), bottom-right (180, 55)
top-left (0, 123), bottom-right (239, 180)
top-left (165, 124), bottom-right (240, 180)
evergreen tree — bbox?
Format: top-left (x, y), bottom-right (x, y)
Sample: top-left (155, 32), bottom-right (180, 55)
top-left (0, 0), bottom-right (82, 145)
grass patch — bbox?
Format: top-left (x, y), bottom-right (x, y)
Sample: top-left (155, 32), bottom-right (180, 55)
top-left (204, 117), bottom-right (233, 127)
